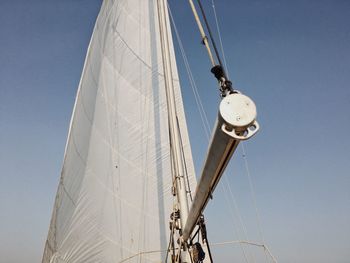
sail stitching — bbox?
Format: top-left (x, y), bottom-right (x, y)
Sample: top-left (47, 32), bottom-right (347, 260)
top-left (78, 65), bottom-right (186, 155)
top-left (71, 128), bottom-right (170, 184)
top-left (88, 170), bottom-right (164, 220)
top-left (98, 27), bottom-right (180, 81)
top-left (96, 0), bottom-right (180, 80)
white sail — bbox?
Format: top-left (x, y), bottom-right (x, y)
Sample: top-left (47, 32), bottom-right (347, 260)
top-left (42, 1), bottom-right (196, 262)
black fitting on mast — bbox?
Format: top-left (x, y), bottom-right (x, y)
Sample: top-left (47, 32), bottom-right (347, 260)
top-left (198, 215), bottom-right (214, 263)
top-left (210, 65), bottom-right (225, 80)
top-left (194, 0), bottom-right (235, 97)
top-left (187, 0), bottom-right (235, 97)
top-left (211, 65), bottom-right (234, 97)
top-left (198, 216), bottom-right (207, 242)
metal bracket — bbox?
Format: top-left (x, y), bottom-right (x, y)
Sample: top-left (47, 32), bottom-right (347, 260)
top-left (221, 120), bottom-right (259, 140)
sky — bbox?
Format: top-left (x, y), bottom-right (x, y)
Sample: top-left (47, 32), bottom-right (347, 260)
top-left (0, 0), bottom-right (349, 262)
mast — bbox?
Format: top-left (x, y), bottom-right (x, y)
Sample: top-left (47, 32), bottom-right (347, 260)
top-left (156, 0), bottom-right (193, 261)
top-left (156, 0), bottom-right (189, 230)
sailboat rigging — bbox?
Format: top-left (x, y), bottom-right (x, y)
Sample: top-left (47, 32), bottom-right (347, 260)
top-left (42, 0), bottom-right (264, 262)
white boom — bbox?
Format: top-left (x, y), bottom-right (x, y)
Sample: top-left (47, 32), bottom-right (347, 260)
top-left (182, 92), bottom-right (259, 242)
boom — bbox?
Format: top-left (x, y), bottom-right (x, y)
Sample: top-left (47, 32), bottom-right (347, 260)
top-left (182, 92), bottom-right (259, 242)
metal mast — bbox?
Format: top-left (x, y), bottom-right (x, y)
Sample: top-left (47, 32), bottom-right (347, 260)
top-left (156, 0), bottom-right (192, 261)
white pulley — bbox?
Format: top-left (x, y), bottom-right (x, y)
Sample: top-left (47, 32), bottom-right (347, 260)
top-left (220, 93), bottom-right (259, 140)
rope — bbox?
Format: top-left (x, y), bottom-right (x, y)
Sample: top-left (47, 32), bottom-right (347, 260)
top-left (165, 202), bottom-right (176, 263)
top-left (168, 6), bottom-right (211, 140)
top-left (211, 240), bottom-right (278, 263)
top-left (210, 1), bottom-right (275, 261)
top-left (177, 116), bottom-right (194, 201)
top-left (170, 3), bottom-right (278, 263)
top-left (223, 177), bottom-right (255, 263)
top-left (221, 183), bottom-right (251, 263)
top-left (210, 0), bottom-right (230, 78)
top-left (169, 5), bottom-right (254, 263)
top-left (187, 0), bottom-right (216, 66)
top-left (241, 143), bottom-right (270, 262)
top-left (196, 0), bottom-right (224, 70)
top-left (212, 240), bottom-right (264, 247)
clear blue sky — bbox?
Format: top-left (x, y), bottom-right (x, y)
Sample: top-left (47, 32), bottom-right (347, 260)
top-left (0, 0), bottom-right (349, 262)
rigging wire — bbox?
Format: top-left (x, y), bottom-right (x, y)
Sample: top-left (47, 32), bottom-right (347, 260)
top-left (209, 1), bottom-right (274, 261)
top-left (210, 0), bottom-right (230, 78)
top-left (196, 0), bottom-right (225, 71)
top-left (221, 183), bottom-right (251, 263)
top-left (187, 0), bottom-right (234, 97)
top-left (210, 241), bottom-right (277, 263)
top-left (187, 0), bottom-right (216, 67)
top-left (222, 176), bottom-right (256, 263)
top-left (169, 1), bottom-right (278, 262)
top-left (242, 144), bottom-right (265, 243)
top-left (206, 2), bottom-right (254, 261)
top-left (241, 143), bottom-right (270, 262)
top-left (170, 9), bottom-right (251, 262)
top-left (168, 6), bottom-right (211, 140)
top-left (177, 116), bottom-right (194, 201)
top-left (165, 196), bottom-right (177, 263)
top-left (169, 4), bottom-right (255, 262)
